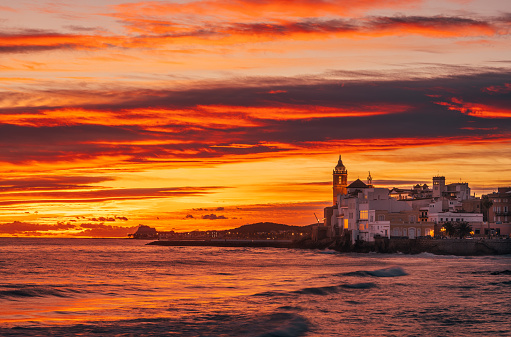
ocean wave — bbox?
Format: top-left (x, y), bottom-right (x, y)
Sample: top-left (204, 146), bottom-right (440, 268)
top-left (293, 285), bottom-right (343, 295)
top-left (294, 282), bottom-right (377, 295)
top-left (252, 290), bottom-right (288, 297)
top-left (490, 270), bottom-right (511, 275)
top-left (341, 266), bottom-right (408, 278)
top-left (254, 281), bottom-right (378, 298)
top-left (470, 270), bottom-right (511, 276)
top-left (1, 312), bottom-right (309, 337)
top-left (341, 282), bottom-right (377, 289)
top-left (0, 285), bottom-right (80, 300)
top-left (255, 313), bottom-right (309, 337)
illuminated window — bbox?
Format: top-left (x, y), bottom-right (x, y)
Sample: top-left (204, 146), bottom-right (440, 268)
top-left (359, 210), bottom-right (368, 220)
top-left (344, 219), bottom-right (349, 229)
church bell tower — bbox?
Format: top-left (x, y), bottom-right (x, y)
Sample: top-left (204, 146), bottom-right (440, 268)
top-left (333, 155), bottom-right (348, 205)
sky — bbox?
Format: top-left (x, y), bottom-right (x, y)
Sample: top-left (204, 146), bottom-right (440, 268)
top-left (0, 0), bottom-right (510, 237)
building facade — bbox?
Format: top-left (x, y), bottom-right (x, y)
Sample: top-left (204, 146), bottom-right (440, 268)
top-left (325, 156), bottom-right (485, 243)
top-left (485, 187), bottom-right (511, 236)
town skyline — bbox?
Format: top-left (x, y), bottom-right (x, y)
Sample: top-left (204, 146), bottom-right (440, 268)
top-left (0, 0), bottom-right (510, 237)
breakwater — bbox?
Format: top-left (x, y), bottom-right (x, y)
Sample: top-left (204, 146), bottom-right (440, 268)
top-left (147, 239), bottom-right (293, 248)
top-left (147, 238), bottom-right (511, 255)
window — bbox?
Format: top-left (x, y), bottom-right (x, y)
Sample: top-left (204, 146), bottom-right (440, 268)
top-left (343, 219), bottom-right (348, 229)
top-left (359, 210), bottom-right (368, 220)
top-left (378, 214), bottom-right (385, 221)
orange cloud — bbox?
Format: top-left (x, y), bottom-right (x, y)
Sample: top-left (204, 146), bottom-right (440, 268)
top-left (113, 0), bottom-right (422, 21)
top-left (0, 13), bottom-right (504, 55)
top-left (0, 187), bottom-right (220, 206)
top-left (112, 16), bottom-right (501, 46)
top-left (484, 83), bottom-right (511, 94)
top-left (437, 97), bottom-right (511, 118)
top-left (196, 104), bottom-right (408, 120)
top-left (368, 16), bottom-right (497, 37)
top-left (0, 31), bottom-right (127, 53)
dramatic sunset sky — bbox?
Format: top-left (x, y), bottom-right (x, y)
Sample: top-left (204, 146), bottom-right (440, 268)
top-left (0, 0), bottom-right (510, 237)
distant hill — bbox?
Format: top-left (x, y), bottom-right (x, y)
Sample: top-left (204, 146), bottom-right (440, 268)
top-left (231, 222), bottom-right (312, 233)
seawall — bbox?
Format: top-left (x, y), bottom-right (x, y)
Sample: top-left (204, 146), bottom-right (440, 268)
top-left (373, 238), bottom-right (511, 256)
top-left (147, 239), bottom-right (293, 248)
top-left (146, 238), bottom-right (511, 255)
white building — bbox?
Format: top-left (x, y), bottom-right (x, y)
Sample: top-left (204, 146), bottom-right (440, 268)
top-left (325, 157), bottom-right (482, 243)
top-left (428, 212), bottom-right (483, 225)
top-left (336, 183), bottom-right (409, 243)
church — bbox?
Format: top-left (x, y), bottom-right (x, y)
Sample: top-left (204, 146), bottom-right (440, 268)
top-left (321, 156), bottom-right (483, 243)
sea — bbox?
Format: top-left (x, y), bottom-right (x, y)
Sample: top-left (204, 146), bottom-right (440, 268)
top-left (0, 238), bottom-right (510, 336)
